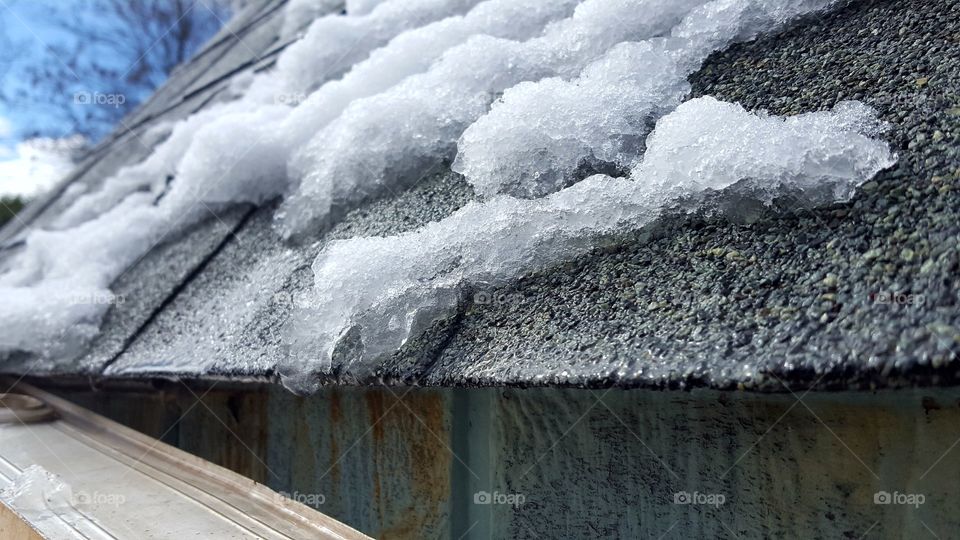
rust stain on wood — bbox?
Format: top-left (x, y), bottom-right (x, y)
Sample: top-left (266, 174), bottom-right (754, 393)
top-left (372, 390), bottom-right (450, 540)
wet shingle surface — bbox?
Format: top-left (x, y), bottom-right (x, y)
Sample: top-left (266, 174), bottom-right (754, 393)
top-left (104, 171), bottom-right (476, 378)
top-left (415, 0), bottom-right (960, 391)
top-left (3, 0), bottom-right (958, 391)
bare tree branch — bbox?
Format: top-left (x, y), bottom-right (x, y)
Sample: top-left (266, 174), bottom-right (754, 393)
top-left (0, 0), bottom-right (233, 140)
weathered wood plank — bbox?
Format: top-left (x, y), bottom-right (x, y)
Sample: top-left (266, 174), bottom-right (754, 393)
top-left (45, 382), bottom-right (960, 539)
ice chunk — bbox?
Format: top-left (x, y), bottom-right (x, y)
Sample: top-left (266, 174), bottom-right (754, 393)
top-left (0, 465), bottom-right (113, 539)
top-left (0, 465), bottom-right (78, 537)
top-left (279, 97), bottom-right (895, 392)
top-left (454, 39), bottom-right (694, 198)
top-left (281, 0), bottom-right (582, 177)
top-left (454, 0), bottom-right (839, 199)
top-left (0, 465), bottom-right (73, 513)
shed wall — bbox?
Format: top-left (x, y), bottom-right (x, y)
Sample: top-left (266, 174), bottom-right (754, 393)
top-left (52, 384), bottom-right (960, 538)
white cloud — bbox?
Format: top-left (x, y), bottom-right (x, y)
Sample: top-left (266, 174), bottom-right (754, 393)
top-left (0, 135), bottom-right (85, 198)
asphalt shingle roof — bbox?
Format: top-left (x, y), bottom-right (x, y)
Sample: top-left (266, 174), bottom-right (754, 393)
top-left (2, 0), bottom-right (959, 392)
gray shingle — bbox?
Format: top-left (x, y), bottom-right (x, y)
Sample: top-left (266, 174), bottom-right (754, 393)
top-left (3, 0), bottom-right (959, 392)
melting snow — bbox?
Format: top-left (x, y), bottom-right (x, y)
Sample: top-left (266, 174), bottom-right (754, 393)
top-left (454, 0), bottom-right (845, 198)
top-left (277, 0), bottom-right (713, 236)
top-left (0, 0), bottom-right (896, 392)
top-left (0, 465), bottom-right (76, 533)
top-left (0, 0), bottom-right (487, 358)
top-left (280, 0), bottom-right (344, 40)
top-left (280, 97), bottom-right (895, 391)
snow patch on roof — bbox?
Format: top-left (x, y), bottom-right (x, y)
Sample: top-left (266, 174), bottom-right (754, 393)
top-left (0, 0), bottom-right (896, 392)
top-left (0, 0), bottom-right (479, 359)
top-left (279, 97), bottom-right (895, 392)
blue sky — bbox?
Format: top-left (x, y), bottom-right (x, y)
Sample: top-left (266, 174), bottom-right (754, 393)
top-left (0, 0), bottom-right (91, 196)
top-left (0, 0), bottom-right (218, 197)
top-left (0, 0), bottom-right (84, 144)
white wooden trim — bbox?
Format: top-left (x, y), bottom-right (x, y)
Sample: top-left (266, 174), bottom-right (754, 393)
top-left (1, 379), bottom-right (371, 540)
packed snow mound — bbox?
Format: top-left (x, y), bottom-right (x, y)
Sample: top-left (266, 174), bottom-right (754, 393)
top-left (273, 0), bottom-right (481, 99)
top-left (279, 97), bottom-right (895, 392)
top-left (280, 0), bottom-right (344, 40)
top-left (277, 0), bottom-right (712, 236)
top-left (55, 0), bottom-right (479, 230)
top-left (453, 39), bottom-right (694, 198)
top-left (454, 0), bottom-right (840, 198)
top-left (635, 99), bottom-right (893, 199)
top-left (281, 0), bottom-right (581, 184)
